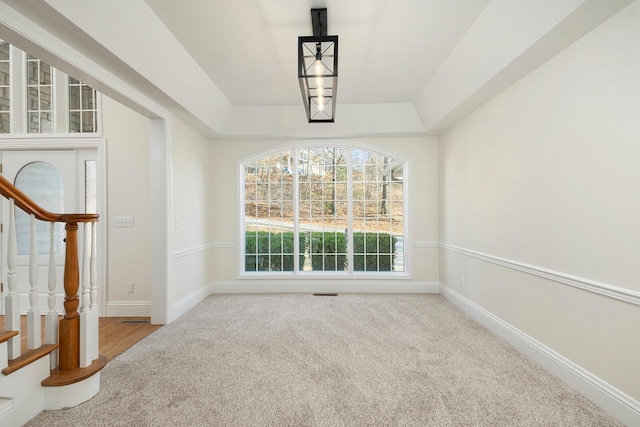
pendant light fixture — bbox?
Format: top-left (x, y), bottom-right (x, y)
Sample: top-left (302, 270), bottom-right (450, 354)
top-left (298, 8), bottom-right (338, 122)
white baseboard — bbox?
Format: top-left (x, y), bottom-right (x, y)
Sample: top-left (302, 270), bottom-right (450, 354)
top-left (171, 284), bottom-right (213, 321)
top-left (104, 301), bottom-right (151, 317)
top-left (210, 281), bottom-right (440, 294)
top-left (439, 284), bottom-right (640, 427)
top-left (39, 282), bottom-right (437, 319)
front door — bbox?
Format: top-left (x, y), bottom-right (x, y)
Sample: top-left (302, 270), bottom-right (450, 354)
top-left (0, 149), bottom-right (94, 314)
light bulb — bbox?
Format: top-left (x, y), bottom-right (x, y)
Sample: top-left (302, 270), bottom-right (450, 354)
top-left (317, 101), bottom-right (325, 112)
top-left (314, 60), bottom-right (323, 76)
top-left (315, 77), bottom-right (324, 87)
top-left (317, 86), bottom-right (324, 96)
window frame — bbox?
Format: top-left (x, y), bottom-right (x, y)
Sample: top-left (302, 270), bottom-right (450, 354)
top-left (68, 76), bottom-right (99, 133)
top-left (0, 43), bottom-right (102, 137)
top-left (0, 39), bottom-right (10, 133)
top-left (238, 140), bottom-right (410, 279)
top-left (26, 54), bottom-right (55, 133)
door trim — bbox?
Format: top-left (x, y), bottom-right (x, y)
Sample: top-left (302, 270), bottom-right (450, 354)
top-left (0, 137), bottom-right (108, 316)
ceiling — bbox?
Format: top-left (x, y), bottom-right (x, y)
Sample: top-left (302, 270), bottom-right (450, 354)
top-left (0, 0), bottom-right (633, 138)
top-left (143, 0), bottom-right (491, 106)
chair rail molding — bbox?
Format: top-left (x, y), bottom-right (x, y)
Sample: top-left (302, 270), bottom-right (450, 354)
top-left (438, 243), bottom-right (640, 306)
top-left (172, 243), bottom-right (223, 259)
top-left (412, 242), bottom-right (439, 248)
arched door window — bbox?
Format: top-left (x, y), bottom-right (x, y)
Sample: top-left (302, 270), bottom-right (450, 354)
top-left (14, 161), bottom-right (65, 255)
top-left (242, 143), bottom-right (406, 275)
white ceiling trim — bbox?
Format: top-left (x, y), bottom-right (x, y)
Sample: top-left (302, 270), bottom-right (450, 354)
top-left (44, 0), bottom-right (233, 134)
top-left (0, 0), bottom-right (168, 121)
top-left (223, 103), bottom-right (425, 139)
top-left (1, 0), bottom-right (634, 138)
top-left (414, 0), bottom-right (635, 134)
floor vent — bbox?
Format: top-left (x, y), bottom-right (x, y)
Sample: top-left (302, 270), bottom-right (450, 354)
top-left (119, 319), bottom-right (150, 324)
top-left (313, 293), bottom-right (338, 296)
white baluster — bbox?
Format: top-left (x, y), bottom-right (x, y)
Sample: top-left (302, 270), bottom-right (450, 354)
top-left (89, 221), bottom-right (99, 361)
top-left (45, 222), bottom-right (59, 369)
top-left (90, 221), bottom-right (97, 309)
top-left (27, 214), bottom-right (41, 349)
top-left (81, 222), bottom-right (90, 313)
top-left (5, 199), bottom-right (21, 359)
top-left (80, 222), bottom-right (97, 367)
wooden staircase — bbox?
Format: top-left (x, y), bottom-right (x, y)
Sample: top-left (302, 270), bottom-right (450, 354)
top-left (0, 175), bottom-right (105, 426)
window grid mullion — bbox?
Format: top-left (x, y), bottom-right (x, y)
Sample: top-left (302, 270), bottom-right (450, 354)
top-left (321, 155), bottom-right (326, 271)
top-left (279, 158), bottom-right (284, 271)
top-left (293, 147), bottom-right (300, 274)
top-left (0, 40), bottom-right (10, 133)
top-left (377, 174), bottom-right (381, 272)
top-left (253, 174), bottom-right (258, 269)
top-left (241, 144), bottom-right (405, 275)
top-left (347, 146), bottom-right (354, 274)
top-left (267, 165), bottom-right (272, 272)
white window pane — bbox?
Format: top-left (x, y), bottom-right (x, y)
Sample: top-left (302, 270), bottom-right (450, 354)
top-left (243, 145), bottom-right (406, 274)
top-left (0, 62), bottom-right (9, 85)
top-left (26, 57), bottom-right (54, 133)
top-left (0, 42), bottom-right (9, 61)
top-left (0, 112), bottom-right (9, 133)
top-left (14, 161), bottom-right (65, 255)
top-left (85, 160), bottom-right (97, 214)
top-left (69, 85), bottom-right (80, 110)
top-left (68, 77), bottom-right (98, 133)
top-left (0, 41), bottom-right (9, 133)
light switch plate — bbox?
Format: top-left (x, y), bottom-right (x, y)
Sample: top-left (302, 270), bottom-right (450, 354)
top-left (115, 216), bottom-right (134, 227)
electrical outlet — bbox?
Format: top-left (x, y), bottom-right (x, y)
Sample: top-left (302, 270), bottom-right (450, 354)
top-left (126, 282), bottom-right (134, 293)
top-left (460, 276), bottom-right (465, 288)
top-left (116, 216), bottom-right (134, 227)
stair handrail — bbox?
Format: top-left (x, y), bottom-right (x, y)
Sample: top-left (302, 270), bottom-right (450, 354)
top-left (0, 175), bottom-right (98, 223)
top-left (0, 173), bottom-right (98, 371)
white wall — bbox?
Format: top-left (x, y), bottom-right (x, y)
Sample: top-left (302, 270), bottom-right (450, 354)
top-left (102, 97), bottom-right (215, 316)
top-left (171, 116), bottom-right (214, 305)
top-left (209, 136), bottom-right (439, 292)
top-left (101, 95), bottom-right (152, 315)
top-left (439, 0), bottom-right (640, 406)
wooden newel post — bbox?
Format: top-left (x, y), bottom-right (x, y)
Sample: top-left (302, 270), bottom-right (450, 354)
top-left (59, 221), bottom-right (80, 370)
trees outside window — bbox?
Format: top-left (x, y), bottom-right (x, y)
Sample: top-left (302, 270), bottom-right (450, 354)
top-left (242, 143), bottom-right (406, 274)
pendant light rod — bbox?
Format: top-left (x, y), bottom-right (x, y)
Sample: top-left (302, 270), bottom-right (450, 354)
top-left (311, 8), bottom-right (328, 37)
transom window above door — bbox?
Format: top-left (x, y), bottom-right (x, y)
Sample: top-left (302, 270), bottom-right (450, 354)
top-left (0, 40), bottom-right (100, 135)
top-left (241, 143), bottom-right (407, 276)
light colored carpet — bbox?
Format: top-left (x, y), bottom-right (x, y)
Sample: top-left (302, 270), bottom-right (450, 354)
top-left (27, 294), bottom-right (621, 426)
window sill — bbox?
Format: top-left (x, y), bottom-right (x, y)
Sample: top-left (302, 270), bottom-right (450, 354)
top-left (238, 271), bottom-right (412, 280)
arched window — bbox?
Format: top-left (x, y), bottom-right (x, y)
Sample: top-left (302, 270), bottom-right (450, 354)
top-left (242, 143), bottom-right (406, 275)
top-left (14, 161), bottom-right (65, 255)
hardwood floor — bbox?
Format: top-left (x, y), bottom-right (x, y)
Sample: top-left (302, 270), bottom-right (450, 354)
top-left (0, 315), bottom-right (162, 361)
top-left (99, 317), bottom-right (162, 360)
